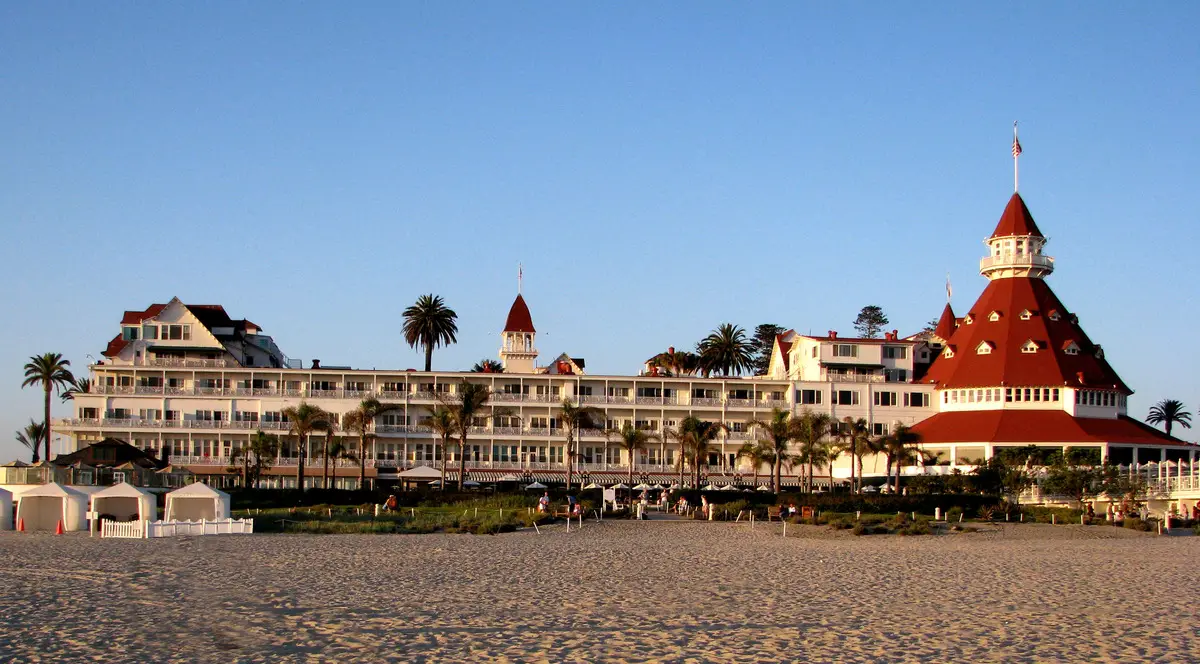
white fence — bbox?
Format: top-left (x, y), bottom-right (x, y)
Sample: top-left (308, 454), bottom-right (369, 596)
top-left (101, 518), bottom-right (255, 538)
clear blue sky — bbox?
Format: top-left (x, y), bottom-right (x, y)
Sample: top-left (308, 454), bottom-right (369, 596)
top-left (3, 4), bottom-right (1198, 460)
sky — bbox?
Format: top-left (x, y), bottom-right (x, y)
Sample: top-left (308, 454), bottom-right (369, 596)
top-left (2, 4), bottom-right (1198, 460)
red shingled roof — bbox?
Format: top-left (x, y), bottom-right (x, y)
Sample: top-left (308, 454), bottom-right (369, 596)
top-left (921, 276), bottom-right (1130, 392)
top-left (776, 335), bottom-right (792, 372)
top-left (990, 193), bottom-right (1044, 239)
top-left (103, 334), bottom-right (128, 358)
top-left (503, 294), bottom-right (535, 333)
top-left (910, 410), bottom-right (1189, 447)
top-left (120, 304), bottom-right (166, 325)
top-left (933, 303), bottom-right (956, 341)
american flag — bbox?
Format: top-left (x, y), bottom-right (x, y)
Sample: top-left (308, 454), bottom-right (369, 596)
top-left (1012, 136), bottom-right (1023, 158)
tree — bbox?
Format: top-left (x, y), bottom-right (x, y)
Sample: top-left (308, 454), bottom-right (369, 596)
top-left (749, 323), bottom-right (784, 376)
top-left (682, 417), bottom-right (727, 488)
top-left (853, 306), bottom-right (889, 339)
top-left (881, 424), bottom-right (923, 493)
top-left (746, 408), bottom-right (798, 492)
top-left (651, 349), bottom-right (701, 377)
top-left (838, 417), bottom-right (871, 494)
top-left (794, 410), bottom-right (833, 493)
top-left (696, 323), bottom-right (754, 376)
top-left (425, 408), bottom-right (457, 491)
top-left (281, 402), bottom-right (334, 492)
top-left (607, 423), bottom-right (660, 487)
top-left (736, 440), bottom-right (774, 489)
top-left (969, 455), bottom-right (1033, 498)
top-left (923, 318), bottom-right (940, 333)
top-left (1042, 462), bottom-right (1102, 507)
top-left (557, 399), bottom-right (600, 490)
top-left (439, 381), bottom-right (495, 491)
top-left (318, 420), bottom-right (341, 489)
top-left (342, 398), bottom-right (400, 490)
top-left (1098, 464), bottom-right (1147, 513)
top-left (1145, 399), bottom-right (1192, 438)
top-left (471, 359), bottom-right (504, 373)
top-left (402, 294), bottom-right (459, 372)
top-left (228, 430), bottom-right (279, 489)
top-left (60, 376), bottom-right (91, 403)
top-left (15, 419), bottom-right (45, 464)
top-left (22, 353), bottom-right (75, 464)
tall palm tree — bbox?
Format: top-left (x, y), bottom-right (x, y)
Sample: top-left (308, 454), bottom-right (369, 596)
top-left (318, 419), bottom-right (340, 490)
top-left (22, 353), bottom-right (75, 463)
top-left (471, 359), bottom-right (504, 373)
top-left (663, 424), bottom-right (690, 488)
top-left (281, 402), bottom-right (334, 492)
top-left (677, 416), bottom-right (727, 488)
top-left (402, 294), bottom-right (459, 372)
top-left (794, 410), bottom-right (832, 493)
top-left (342, 398), bottom-right (400, 490)
top-left (440, 381), bottom-right (495, 491)
top-left (425, 407), bottom-right (457, 491)
top-left (882, 424), bottom-right (923, 493)
top-left (60, 376), bottom-right (91, 403)
top-left (841, 417), bottom-right (871, 494)
top-left (1146, 399), bottom-right (1192, 438)
top-left (607, 423), bottom-right (660, 487)
top-left (15, 420), bottom-right (45, 464)
top-left (229, 430), bottom-right (279, 489)
top-left (696, 323), bottom-right (754, 376)
top-left (736, 439), bottom-right (774, 489)
top-left (747, 408), bottom-right (798, 492)
top-left (558, 399), bottom-right (601, 490)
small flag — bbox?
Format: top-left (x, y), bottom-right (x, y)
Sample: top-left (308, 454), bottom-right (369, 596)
top-left (1012, 135), bottom-right (1022, 158)
top-left (946, 274), bottom-right (953, 302)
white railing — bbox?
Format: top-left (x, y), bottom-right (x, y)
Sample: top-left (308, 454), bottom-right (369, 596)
top-left (146, 519), bottom-right (254, 537)
top-left (147, 358), bottom-right (230, 368)
top-left (822, 373), bottom-right (886, 383)
top-left (980, 253), bottom-right (1054, 271)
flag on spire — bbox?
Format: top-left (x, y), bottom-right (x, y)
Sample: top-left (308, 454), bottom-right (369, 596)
top-left (1012, 121), bottom-right (1022, 192)
top-left (518, 263), bottom-right (523, 294)
top-left (946, 273), bottom-right (953, 303)
top-left (1012, 135), bottom-right (1022, 158)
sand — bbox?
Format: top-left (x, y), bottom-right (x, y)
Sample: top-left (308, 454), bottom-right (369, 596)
top-left (0, 522), bottom-right (1196, 663)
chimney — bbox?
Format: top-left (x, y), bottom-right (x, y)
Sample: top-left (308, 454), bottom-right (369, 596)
top-left (668, 346), bottom-right (675, 354)
top-left (1076, 371), bottom-right (1085, 385)
top-left (828, 330), bottom-right (837, 339)
top-left (891, 329), bottom-right (898, 339)
top-left (312, 359), bottom-right (321, 369)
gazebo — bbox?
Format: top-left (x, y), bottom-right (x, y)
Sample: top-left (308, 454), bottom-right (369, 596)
top-left (0, 487), bottom-right (12, 530)
top-left (91, 483), bottom-right (157, 522)
top-left (396, 465), bottom-right (443, 490)
top-left (15, 482), bottom-right (88, 532)
top-left (165, 483), bottom-right (230, 521)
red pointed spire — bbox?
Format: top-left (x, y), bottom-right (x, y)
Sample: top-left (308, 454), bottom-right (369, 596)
top-left (933, 303), bottom-right (957, 342)
top-left (503, 294), bottom-right (535, 333)
top-left (990, 193), bottom-right (1044, 239)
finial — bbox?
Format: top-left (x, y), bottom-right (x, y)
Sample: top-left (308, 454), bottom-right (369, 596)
top-left (1012, 121), bottom-right (1023, 193)
top-left (518, 263), bottom-right (523, 294)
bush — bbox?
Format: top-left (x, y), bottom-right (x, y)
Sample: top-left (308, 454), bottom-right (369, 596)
top-left (899, 521), bottom-right (932, 536)
top-left (851, 522), bottom-right (869, 536)
top-left (1021, 506), bottom-right (1082, 524)
top-left (1123, 517), bottom-right (1153, 532)
top-left (945, 507), bottom-right (963, 523)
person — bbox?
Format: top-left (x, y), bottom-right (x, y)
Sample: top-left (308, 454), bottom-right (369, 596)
top-left (538, 492), bottom-right (550, 513)
top-left (1086, 502), bottom-right (1095, 519)
top-left (678, 496), bottom-right (688, 514)
top-left (1192, 503), bottom-right (1199, 522)
top-left (659, 491), bottom-right (669, 511)
top-left (566, 494), bottom-right (577, 512)
top-left (639, 494), bottom-right (649, 520)
top-left (700, 495), bottom-right (709, 519)
top-left (384, 494), bottom-right (398, 512)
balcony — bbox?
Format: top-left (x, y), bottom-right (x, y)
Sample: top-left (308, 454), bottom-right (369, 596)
top-left (822, 373), bottom-right (885, 383)
top-left (55, 418), bottom-right (101, 428)
top-left (760, 399), bottom-right (789, 409)
top-left (147, 358), bottom-right (229, 368)
top-left (135, 386), bottom-right (164, 395)
top-left (979, 253), bottom-right (1054, 272)
top-left (726, 398), bottom-right (754, 408)
top-left (579, 395), bottom-right (606, 405)
top-left (691, 397), bottom-right (722, 407)
top-left (493, 393), bottom-right (525, 403)
top-left (344, 389), bottom-right (372, 399)
top-left (309, 389), bottom-right (339, 399)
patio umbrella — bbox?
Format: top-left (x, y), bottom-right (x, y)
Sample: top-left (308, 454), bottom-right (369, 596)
top-left (582, 483), bottom-right (602, 490)
top-left (667, 483), bottom-right (680, 490)
top-left (463, 480), bottom-right (480, 487)
top-left (700, 484), bottom-right (717, 491)
top-left (720, 484), bottom-right (738, 491)
top-left (611, 483), bottom-right (629, 490)
top-left (756, 485), bottom-right (773, 492)
top-left (743, 488), bottom-right (754, 493)
top-left (524, 481), bottom-right (547, 490)
top-left (652, 484), bottom-right (665, 490)
top-left (862, 485), bottom-right (879, 493)
top-left (632, 483), bottom-right (652, 491)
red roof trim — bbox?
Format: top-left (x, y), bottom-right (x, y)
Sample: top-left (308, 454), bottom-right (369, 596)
top-left (910, 410), bottom-right (1190, 447)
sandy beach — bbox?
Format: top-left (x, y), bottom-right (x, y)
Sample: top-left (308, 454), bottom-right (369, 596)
top-left (0, 522), bottom-right (1196, 663)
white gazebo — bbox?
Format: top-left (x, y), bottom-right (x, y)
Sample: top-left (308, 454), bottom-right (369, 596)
top-left (91, 483), bottom-right (157, 522)
top-left (0, 487), bottom-right (12, 530)
top-left (15, 482), bottom-right (88, 532)
top-left (165, 483), bottom-right (230, 521)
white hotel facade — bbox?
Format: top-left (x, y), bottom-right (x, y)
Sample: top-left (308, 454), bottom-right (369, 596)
top-left (55, 189), bottom-right (1194, 489)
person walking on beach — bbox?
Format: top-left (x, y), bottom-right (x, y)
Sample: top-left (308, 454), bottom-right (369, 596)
top-left (538, 492), bottom-right (550, 513)
top-left (700, 495), bottom-right (709, 520)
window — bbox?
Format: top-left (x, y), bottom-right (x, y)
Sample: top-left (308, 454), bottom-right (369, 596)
top-left (798, 389), bottom-right (822, 405)
top-left (988, 311), bottom-right (1001, 322)
top-left (811, 346), bottom-right (817, 358)
top-left (874, 391), bottom-right (897, 406)
top-left (1021, 340), bottom-right (1040, 353)
top-left (832, 390), bottom-right (859, 405)
top-left (1019, 309), bottom-right (1034, 320)
top-left (162, 324), bottom-right (191, 340)
top-left (872, 423), bottom-right (889, 436)
top-left (884, 369), bottom-right (907, 382)
top-left (607, 387), bottom-right (630, 397)
top-left (905, 392), bottom-right (929, 408)
top-left (943, 347), bottom-right (955, 359)
top-left (142, 325), bottom-right (158, 340)
top-left (884, 346), bottom-right (908, 359)
top-left (578, 386), bottom-right (593, 397)
top-left (1063, 341), bottom-right (1080, 356)
top-left (833, 344), bottom-right (859, 358)
top-left (1005, 388), bottom-right (1013, 402)
top-left (964, 314), bottom-right (974, 325)
top-left (122, 326), bottom-right (139, 341)
top-left (976, 341), bottom-right (994, 355)
top-left (637, 387), bottom-right (662, 398)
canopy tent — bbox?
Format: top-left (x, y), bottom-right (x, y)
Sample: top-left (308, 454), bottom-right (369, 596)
top-left (756, 485), bottom-right (773, 492)
top-left (0, 488), bottom-right (11, 530)
top-left (396, 465), bottom-right (443, 480)
top-left (91, 483), bottom-right (157, 522)
top-left (462, 480), bottom-right (480, 488)
top-left (720, 485), bottom-right (739, 491)
top-left (632, 483), bottom-right (653, 491)
top-left (700, 484), bottom-right (718, 491)
top-left (165, 483), bottom-right (230, 521)
top-left (15, 482), bottom-right (88, 531)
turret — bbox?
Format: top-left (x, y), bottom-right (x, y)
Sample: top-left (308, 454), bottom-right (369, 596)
top-left (979, 193), bottom-right (1055, 280)
top-left (499, 294), bottom-right (537, 373)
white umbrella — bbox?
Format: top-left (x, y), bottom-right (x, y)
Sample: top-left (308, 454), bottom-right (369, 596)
top-left (653, 484), bottom-right (666, 490)
top-left (463, 480), bottom-right (480, 487)
top-left (720, 485), bottom-right (738, 491)
top-left (632, 483), bottom-right (653, 491)
top-left (743, 488), bottom-right (754, 493)
top-left (700, 484), bottom-right (717, 491)
top-left (524, 481), bottom-right (547, 490)
top-left (582, 483), bottom-right (602, 490)
top-left (667, 483), bottom-right (680, 490)
top-left (611, 483), bottom-right (629, 490)
top-left (429, 480), bottom-right (443, 486)
top-left (756, 485), bottom-right (773, 492)
top-left (862, 485), bottom-right (879, 493)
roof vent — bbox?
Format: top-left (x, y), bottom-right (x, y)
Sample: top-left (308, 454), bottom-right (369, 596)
top-left (311, 359), bottom-right (321, 369)
top-left (828, 330), bottom-right (838, 339)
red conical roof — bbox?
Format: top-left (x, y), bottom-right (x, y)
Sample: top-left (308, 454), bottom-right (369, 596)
top-left (921, 277), bottom-right (1129, 393)
top-left (503, 294), bottom-right (535, 333)
top-left (990, 193), bottom-right (1044, 239)
top-left (933, 303), bottom-right (957, 342)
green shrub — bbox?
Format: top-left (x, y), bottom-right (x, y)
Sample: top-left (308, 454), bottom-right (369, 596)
top-left (851, 522), bottom-right (869, 536)
top-left (1123, 517), bottom-right (1153, 532)
top-left (945, 507), bottom-right (963, 523)
top-left (899, 521), bottom-right (932, 536)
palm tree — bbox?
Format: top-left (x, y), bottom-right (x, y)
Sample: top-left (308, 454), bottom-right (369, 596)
top-left (652, 349), bottom-right (701, 377)
top-left (1146, 399), bottom-right (1192, 438)
top-left (281, 402), bottom-right (334, 492)
top-left (15, 420), bottom-right (45, 464)
top-left (736, 439), bottom-right (774, 489)
top-left (675, 416), bottom-right (727, 488)
top-left (607, 423), bottom-right (660, 487)
top-left (558, 399), bottom-right (601, 490)
top-left (841, 417), bottom-right (871, 494)
top-left (229, 430), bottom-right (279, 489)
top-left (318, 419), bottom-right (340, 489)
top-left (342, 398), bottom-right (400, 490)
top-left (696, 323), bottom-right (754, 376)
top-left (425, 407), bottom-right (457, 491)
top-left (60, 376), bottom-right (91, 403)
top-left (793, 410), bottom-right (832, 493)
top-left (471, 359), bottom-right (504, 373)
top-left (747, 408), bottom-right (797, 492)
top-left (22, 353), bottom-right (75, 463)
top-left (402, 294), bottom-right (459, 371)
top-left (439, 381), bottom-right (495, 491)
top-left (664, 424), bottom-right (690, 488)
top-left (882, 424), bottom-right (923, 493)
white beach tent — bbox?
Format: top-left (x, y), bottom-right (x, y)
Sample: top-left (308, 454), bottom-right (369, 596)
top-left (0, 487), bottom-right (12, 530)
top-left (15, 482), bottom-right (88, 532)
top-left (165, 483), bottom-right (231, 521)
top-left (91, 483), bottom-right (157, 522)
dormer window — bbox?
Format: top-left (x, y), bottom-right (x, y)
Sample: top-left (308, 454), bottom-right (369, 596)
top-left (1048, 310), bottom-right (1062, 322)
top-left (963, 314), bottom-right (974, 325)
top-left (988, 311), bottom-right (1002, 322)
top-left (1062, 341), bottom-right (1080, 356)
top-left (976, 341), bottom-right (995, 355)
top-left (1021, 339), bottom-right (1041, 354)
top-left (1094, 346), bottom-right (1105, 360)
top-left (1019, 309), bottom-right (1036, 320)
top-left (943, 345), bottom-right (956, 359)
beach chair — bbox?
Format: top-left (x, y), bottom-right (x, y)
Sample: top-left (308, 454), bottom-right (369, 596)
top-left (767, 506), bottom-right (783, 522)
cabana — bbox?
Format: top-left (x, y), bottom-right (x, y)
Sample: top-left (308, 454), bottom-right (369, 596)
top-left (164, 483), bottom-right (230, 521)
top-left (91, 483), bottom-right (157, 522)
top-left (15, 482), bottom-right (88, 532)
top-left (0, 488), bottom-right (12, 530)
top-left (396, 465), bottom-right (443, 491)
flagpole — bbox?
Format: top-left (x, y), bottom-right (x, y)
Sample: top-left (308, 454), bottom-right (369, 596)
top-left (1013, 121), bottom-right (1019, 193)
